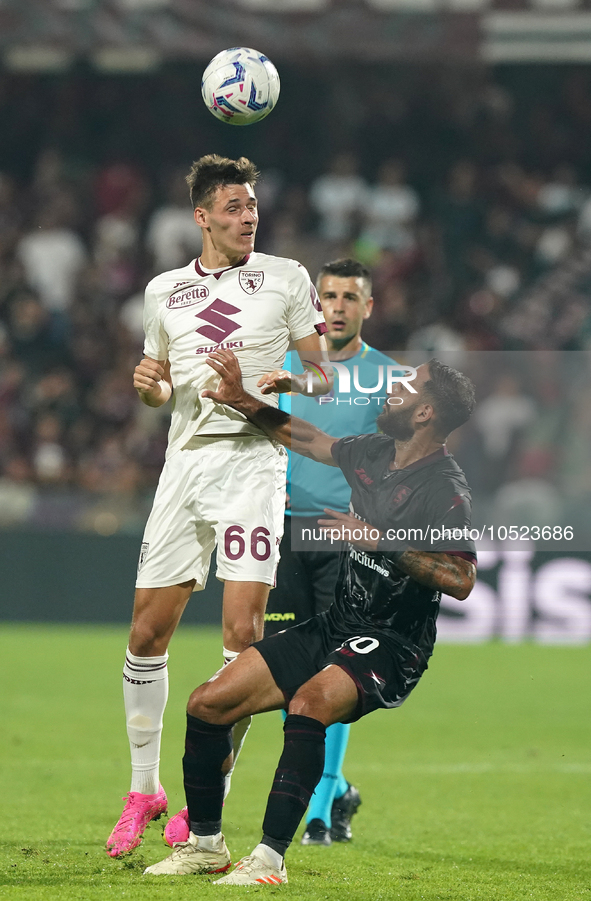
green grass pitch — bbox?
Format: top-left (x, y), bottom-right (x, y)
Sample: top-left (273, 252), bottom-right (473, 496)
top-left (1, 624), bottom-right (590, 900)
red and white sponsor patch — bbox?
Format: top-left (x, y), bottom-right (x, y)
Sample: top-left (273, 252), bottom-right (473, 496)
top-left (167, 285), bottom-right (210, 309)
top-left (391, 485), bottom-right (412, 506)
top-left (239, 270), bottom-right (264, 294)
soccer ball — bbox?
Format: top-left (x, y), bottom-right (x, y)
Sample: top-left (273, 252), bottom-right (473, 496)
top-left (201, 47), bottom-right (280, 126)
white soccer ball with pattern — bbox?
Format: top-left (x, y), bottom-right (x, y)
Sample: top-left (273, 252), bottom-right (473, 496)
top-left (201, 47), bottom-right (280, 126)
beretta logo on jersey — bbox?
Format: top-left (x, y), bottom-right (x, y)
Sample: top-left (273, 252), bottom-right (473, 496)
top-left (239, 270), bottom-right (264, 294)
top-left (167, 285), bottom-right (210, 309)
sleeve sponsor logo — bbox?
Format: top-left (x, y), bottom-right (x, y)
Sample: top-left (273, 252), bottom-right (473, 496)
top-left (167, 285), bottom-right (210, 309)
top-left (391, 485), bottom-right (413, 506)
top-left (239, 270), bottom-right (264, 294)
top-left (138, 542), bottom-right (149, 571)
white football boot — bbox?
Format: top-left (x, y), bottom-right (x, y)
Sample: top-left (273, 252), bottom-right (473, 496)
top-left (213, 846), bottom-right (287, 885)
top-left (143, 831), bottom-right (230, 876)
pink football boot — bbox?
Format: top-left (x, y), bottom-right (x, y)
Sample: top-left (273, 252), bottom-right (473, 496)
top-left (163, 806), bottom-right (190, 847)
top-left (106, 785), bottom-right (168, 857)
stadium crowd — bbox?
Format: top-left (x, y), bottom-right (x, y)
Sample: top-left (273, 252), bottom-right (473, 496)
top-left (0, 64), bottom-right (590, 535)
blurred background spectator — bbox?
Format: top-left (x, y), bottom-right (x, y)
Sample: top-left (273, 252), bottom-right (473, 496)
top-left (0, 59), bottom-right (590, 537)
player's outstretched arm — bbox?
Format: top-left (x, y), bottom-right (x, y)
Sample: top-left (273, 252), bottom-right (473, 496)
top-left (133, 357), bottom-right (172, 407)
top-left (257, 332), bottom-right (334, 397)
top-left (203, 349), bottom-right (338, 466)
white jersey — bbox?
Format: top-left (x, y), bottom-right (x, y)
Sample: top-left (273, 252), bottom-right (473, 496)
top-left (143, 251), bottom-right (326, 458)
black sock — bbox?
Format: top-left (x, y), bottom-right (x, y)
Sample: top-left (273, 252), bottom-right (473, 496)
top-left (261, 714), bottom-right (326, 855)
top-left (183, 713), bottom-right (232, 836)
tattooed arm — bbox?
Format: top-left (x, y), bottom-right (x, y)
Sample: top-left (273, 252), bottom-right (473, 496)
top-left (318, 509), bottom-right (476, 601)
top-left (393, 551), bottom-right (476, 600)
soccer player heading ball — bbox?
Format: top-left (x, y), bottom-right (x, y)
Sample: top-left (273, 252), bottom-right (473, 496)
top-left (142, 349), bottom-right (477, 884)
top-left (106, 155), bottom-right (331, 858)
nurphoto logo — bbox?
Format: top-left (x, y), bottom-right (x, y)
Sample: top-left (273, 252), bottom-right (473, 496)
top-left (302, 361), bottom-right (418, 404)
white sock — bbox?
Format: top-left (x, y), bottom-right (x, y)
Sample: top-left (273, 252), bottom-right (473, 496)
top-left (224, 714), bottom-right (253, 799)
top-left (222, 648), bottom-right (252, 800)
top-left (191, 831), bottom-right (223, 851)
top-left (123, 647), bottom-right (169, 794)
top-left (254, 843), bottom-right (283, 869)
top-left (222, 647), bottom-right (240, 666)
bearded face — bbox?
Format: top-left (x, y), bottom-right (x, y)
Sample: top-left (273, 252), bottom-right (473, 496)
top-left (376, 400), bottom-right (420, 441)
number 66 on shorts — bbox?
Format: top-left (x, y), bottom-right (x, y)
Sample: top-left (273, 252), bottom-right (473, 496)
top-left (136, 436), bottom-right (287, 590)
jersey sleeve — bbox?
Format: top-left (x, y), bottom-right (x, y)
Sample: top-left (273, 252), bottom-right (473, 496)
top-left (423, 483), bottom-right (476, 559)
top-left (285, 261), bottom-right (327, 341)
top-left (143, 280), bottom-right (169, 361)
top-left (331, 434), bottom-right (375, 486)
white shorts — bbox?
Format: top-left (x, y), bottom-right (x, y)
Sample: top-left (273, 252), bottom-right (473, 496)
top-left (136, 436), bottom-right (288, 591)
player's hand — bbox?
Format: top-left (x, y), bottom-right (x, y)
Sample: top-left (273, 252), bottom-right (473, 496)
top-left (203, 349), bottom-right (247, 404)
top-left (257, 369), bottom-right (293, 395)
top-left (317, 509), bottom-right (381, 552)
top-left (133, 358), bottom-right (171, 406)
top-left (134, 358), bottom-right (164, 393)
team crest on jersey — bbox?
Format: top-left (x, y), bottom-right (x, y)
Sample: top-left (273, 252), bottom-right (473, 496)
top-left (239, 270), bottom-right (264, 294)
top-left (167, 285), bottom-right (210, 309)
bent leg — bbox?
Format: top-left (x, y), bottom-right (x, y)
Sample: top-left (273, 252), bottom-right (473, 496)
top-left (260, 665), bottom-right (358, 858)
top-left (289, 663), bottom-right (359, 725)
top-left (188, 645), bottom-right (286, 724)
top-left (183, 647), bottom-right (285, 837)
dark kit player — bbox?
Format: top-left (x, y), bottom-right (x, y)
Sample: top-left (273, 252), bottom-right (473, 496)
top-left (143, 350), bottom-right (477, 885)
top-left (267, 257), bottom-right (394, 846)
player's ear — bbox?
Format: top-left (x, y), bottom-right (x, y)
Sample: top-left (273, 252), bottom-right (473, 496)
top-left (416, 403), bottom-right (434, 422)
top-left (194, 207), bottom-right (208, 228)
top-left (363, 297), bottom-right (374, 320)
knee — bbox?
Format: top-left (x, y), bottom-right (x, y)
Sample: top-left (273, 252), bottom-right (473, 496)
top-left (129, 616), bottom-right (170, 657)
top-left (188, 683), bottom-right (235, 726)
top-left (288, 689), bottom-right (319, 720)
top-left (288, 683), bottom-right (340, 725)
top-left (223, 616), bottom-right (263, 652)
top-left (129, 624), bottom-right (163, 657)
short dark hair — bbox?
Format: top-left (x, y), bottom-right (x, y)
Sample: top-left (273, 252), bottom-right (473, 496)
top-left (423, 359), bottom-right (476, 437)
top-left (186, 154), bottom-right (259, 210)
top-left (317, 258), bottom-right (372, 295)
